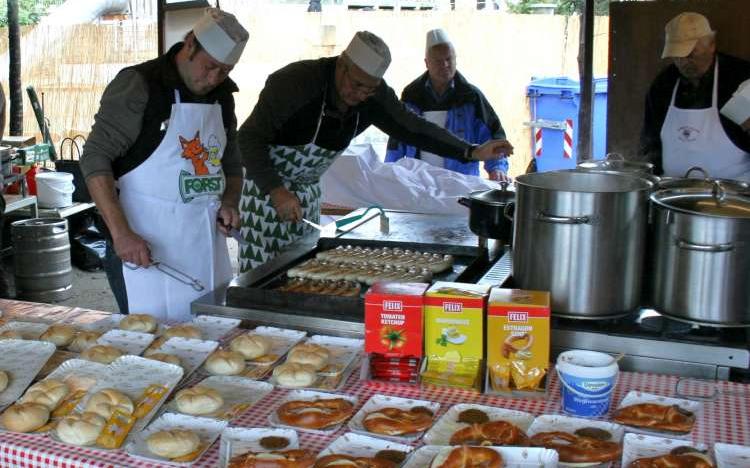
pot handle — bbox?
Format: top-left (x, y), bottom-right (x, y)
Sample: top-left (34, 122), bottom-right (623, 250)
top-left (458, 197), bottom-right (471, 208)
top-left (536, 211), bottom-right (590, 224)
top-left (504, 202), bottom-right (515, 222)
top-left (676, 238), bottom-right (734, 252)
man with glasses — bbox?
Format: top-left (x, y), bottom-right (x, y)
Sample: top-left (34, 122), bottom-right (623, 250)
top-left (386, 29), bottom-right (510, 182)
top-left (81, 8), bottom-right (248, 320)
top-left (237, 31), bottom-right (514, 271)
top-left (640, 12), bottom-right (750, 181)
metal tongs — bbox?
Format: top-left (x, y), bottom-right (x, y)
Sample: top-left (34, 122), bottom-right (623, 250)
top-left (124, 259), bottom-right (205, 291)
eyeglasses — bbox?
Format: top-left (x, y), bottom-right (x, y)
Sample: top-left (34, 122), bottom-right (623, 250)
top-left (344, 64), bottom-right (379, 97)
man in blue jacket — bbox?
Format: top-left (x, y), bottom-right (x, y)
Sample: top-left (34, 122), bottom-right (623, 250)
top-left (386, 29), bottom-right (509, 181)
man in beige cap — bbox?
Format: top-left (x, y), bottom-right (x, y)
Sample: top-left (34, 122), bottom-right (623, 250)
top-left (238, 31), bottom-right (514, 271)
top-left (81, 8), bottom-right (249, 319)
top-left (386, 28), bottom-right (510, 181)
top-left (640, 12), bottom-right (750, 181)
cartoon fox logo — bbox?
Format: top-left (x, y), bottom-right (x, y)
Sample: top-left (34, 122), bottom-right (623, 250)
top-left (179, 131), bottom-right (209, 175)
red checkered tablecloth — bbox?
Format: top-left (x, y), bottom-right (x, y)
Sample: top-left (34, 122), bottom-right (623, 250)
top-left (1, 367), bottom-right (748, 468)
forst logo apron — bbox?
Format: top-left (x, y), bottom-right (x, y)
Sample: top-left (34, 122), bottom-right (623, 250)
top-left (118, 91), bottom-right (232, 322)
top-left (239, 94), bottom-right (359, 272)
top-left (661, 62), bottom-right (750, 181)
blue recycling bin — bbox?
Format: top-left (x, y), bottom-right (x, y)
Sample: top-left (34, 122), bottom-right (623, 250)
top-left (526, 77), bottom-right (608, 172)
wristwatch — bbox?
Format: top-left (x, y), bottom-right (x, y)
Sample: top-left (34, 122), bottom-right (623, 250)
top-left (464, 144), bottom-right (480, 161)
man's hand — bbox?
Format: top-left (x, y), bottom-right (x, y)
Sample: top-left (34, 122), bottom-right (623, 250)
top-left (488, 170), bottom-right (512, 182)
top-left (112, 229), bottom-right (151, 267)
top-left (473, 139), bottom-right (514, 161)
top-left (216, 203), bottom-right (240, 235)
top-left (269, 186), bottom-right (302, 222)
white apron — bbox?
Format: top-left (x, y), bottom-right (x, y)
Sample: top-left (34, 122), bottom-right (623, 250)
top-left (119, 90), bottom-right (232, 321)
top-left (420, 110), bottom-right (449, 168)
top-left (661, 62), bottom-right (750, 181)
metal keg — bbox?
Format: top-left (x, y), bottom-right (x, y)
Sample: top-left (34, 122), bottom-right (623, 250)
top-left (11, 218), bottom-right (73, 302)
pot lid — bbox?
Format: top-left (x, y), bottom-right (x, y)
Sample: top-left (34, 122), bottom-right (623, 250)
top-left (469, 187), bottom-right (515, 206)
top-left (577, 159), bottom-right (654, 173)
top-left (659, 177), bottom-right (750, 195)
top-left (652, 188), bottom-right (750, 218)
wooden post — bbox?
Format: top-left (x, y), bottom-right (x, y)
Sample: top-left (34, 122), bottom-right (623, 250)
top-left (576, 0), bottom-right (595, 162)
top-left (7, 0), bottom-right (23, 136)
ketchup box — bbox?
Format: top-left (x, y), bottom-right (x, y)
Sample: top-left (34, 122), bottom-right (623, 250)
top-left (364, 282), bottom-right (430, 358)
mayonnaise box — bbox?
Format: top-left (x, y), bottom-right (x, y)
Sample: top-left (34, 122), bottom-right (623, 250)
top-left (487, 288), bottom-right (550, 393)
top-left (364, 282), bottom-right (430, 358)
top-left (424, 282), bottom-right (490, 361)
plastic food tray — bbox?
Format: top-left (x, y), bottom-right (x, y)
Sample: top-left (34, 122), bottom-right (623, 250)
top-left (268, 390), bottom-right (358, 436)
top-left (423, 403), bottom-right (535, 446)
top-left (218, 427), bottom-right (299, 468)
top-left (347, 394), bottom-right (440, 444)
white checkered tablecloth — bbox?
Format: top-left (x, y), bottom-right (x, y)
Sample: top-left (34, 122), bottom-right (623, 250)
top-left (1, 368), bottom-right (749, 467)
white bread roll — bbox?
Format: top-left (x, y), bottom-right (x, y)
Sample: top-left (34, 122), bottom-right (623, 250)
top-left (0, 330), bottom-right (23, 340)
top-left (55, 413), bottom-right (106, 445)
top-left (2, 402), bottom-right (50, 432)
top-left (40, 324), bottom-right (77, 347)
top-left (68, 331), bottom-right (102, 353)
top-left (20, 379), bottom-right (70, 410)
top-left (287, 343), bottom-right (330, 371)
top-left (272, 362), bottom-right (317, 387)
top-left (229, 333), bottom-right (271, 360)
top-left (0, 370), bottom-right (9, 392)
top-left (163, 324), bottom-right (202, 340)
top-left (175, 386), bottom-right (224, 415)
top-left (147, 353), bottom-right (183, 368)
top-left (119, 313), bottom-right (157, 333)
top-left (81, 345), bottom-right (123, 364)
top-left (84, 388), bottom-right (134, 419)
top-left (147, 429), bottom-right (201, 458)
top-left (204, 350), bottom-right (245, 375)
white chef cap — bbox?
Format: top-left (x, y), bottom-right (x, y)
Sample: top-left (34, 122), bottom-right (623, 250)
top-left (193, 8), bottom-right (249, 65)
top-left (425, 28), bottom-right (452, 55)
top-left (720, 79), bottom-right (750, 126)
top-left (343, 31), bottom-right (391, 79)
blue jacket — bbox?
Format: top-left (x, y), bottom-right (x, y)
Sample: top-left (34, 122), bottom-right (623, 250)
top-left (386, 71), bottom-right (507, 175)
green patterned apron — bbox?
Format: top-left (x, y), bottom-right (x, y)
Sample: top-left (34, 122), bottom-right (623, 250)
top-left (239, 96), bottom-right (359, 272)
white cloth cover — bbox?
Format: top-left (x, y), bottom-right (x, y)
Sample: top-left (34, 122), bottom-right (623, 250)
top-left (720, 78), bottom-right (750, 125)
top-left (321, 143), bottom-right (501, 215)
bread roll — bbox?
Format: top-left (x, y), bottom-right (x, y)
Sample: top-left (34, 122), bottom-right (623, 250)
top-left (0, 330), bottom-right (23, 340)
top-left (147, 353), bottom-right (183, 368)
top-left (163, 324), bottom-right (202, 340)
top-left (229, 333), bottom-right (271, 360)
top-left (0, 370), bottom-right (9, 393)
top-left (20, 379), bottom-right (70, 410)
top-left (1, 402), bottom-right (50, 432)
top-left (287, 343), bottom-right (330, 371)
top-left (272, 362), bottom-right (317, 387)
top-left (40, 324), bottom-right (77, 347)
top-left (84, 388), bottom-right (134, 419)
top-left (175, 386), bottom-right (224, 415)
top-left (56, 413), bottom-right (106, 445)
top-left (204, 350), bottom-right (245, 375)
top-left (119, 313), bottom-right (157, 333)
top-left (146, 429), bottom-right (201, 458)
top-left (81, 345), bottom-right (123, 364)
top-left (68, 331), bottom-right (102, 353)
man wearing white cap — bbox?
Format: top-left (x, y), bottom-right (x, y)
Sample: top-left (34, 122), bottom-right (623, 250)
top-left (238, 31), bottom-right (513, 271)
top-left (386, 29), bottom-right (509, 181)
top-left (81, 8), bottom-right (249, 320)
top-left (640, 12), bottom-right (750, 181)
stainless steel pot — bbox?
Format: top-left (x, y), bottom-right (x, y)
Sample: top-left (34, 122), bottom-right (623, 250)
top-left (513, 171), bottom-right (653, 318)
top-left (649, 184), bottom-right (750, 326)
top-left (577, 153), bottom-right (654, 175)
top-left (457, 183), bottom-right (515, 243)
top-left (657, 166), bottom-right (750, 195)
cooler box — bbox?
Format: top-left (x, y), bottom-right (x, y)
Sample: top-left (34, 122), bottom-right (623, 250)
top-left (527, 77), bottom-right (608, 172)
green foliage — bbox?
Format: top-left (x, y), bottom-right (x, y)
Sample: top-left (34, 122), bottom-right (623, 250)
top-left (507, 0), bottom-right (611, 16)
top-left (0, 0), bottom-right (66, 27)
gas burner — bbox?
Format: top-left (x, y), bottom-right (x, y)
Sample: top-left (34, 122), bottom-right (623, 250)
top-left (638, 314), bottom-right (695, 335)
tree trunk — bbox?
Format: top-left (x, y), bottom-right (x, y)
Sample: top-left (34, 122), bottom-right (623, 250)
top-left (7, 0), bottom-right (23, 136)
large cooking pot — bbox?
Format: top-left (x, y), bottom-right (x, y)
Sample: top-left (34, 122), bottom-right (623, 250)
top-left (513, 171), bottom-right (653, 318)
top-left (658, 166), bottom-right (750, 195)
top-left (458, 184), bottom-right (515, 243)
top-left (649, 184), bottom-right (750, 326)
top-left (577, 153), bottom-right (654, 175)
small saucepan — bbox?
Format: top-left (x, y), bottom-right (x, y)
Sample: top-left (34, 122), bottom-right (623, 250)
top-left (458, 182), bottom-right (515, 244)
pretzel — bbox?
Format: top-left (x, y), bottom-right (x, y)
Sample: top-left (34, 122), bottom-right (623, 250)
top-left (432, 446), bottom-right (503, 468)
top-left (228, 448), bottom-right (317, 468)
top-left (628, 452), bottom-right (714, 468)
top-left (313, 454), bottom-right (396, 468)
top-left (612, 404), bottom-right (695, 433)
top-left (362, 407), bottom-right (435, 435)
top-left (276, 398), bottom-right (354, 430)
top-left (501, 333), bottom-right (533, 358)
top-left (529, 431), bottom-right (622, 463)
top-left (449, 420), bottom-right (529, 446)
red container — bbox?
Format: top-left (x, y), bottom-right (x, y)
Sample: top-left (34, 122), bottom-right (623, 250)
top-left (364, 282), bottom-right (429, 358)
